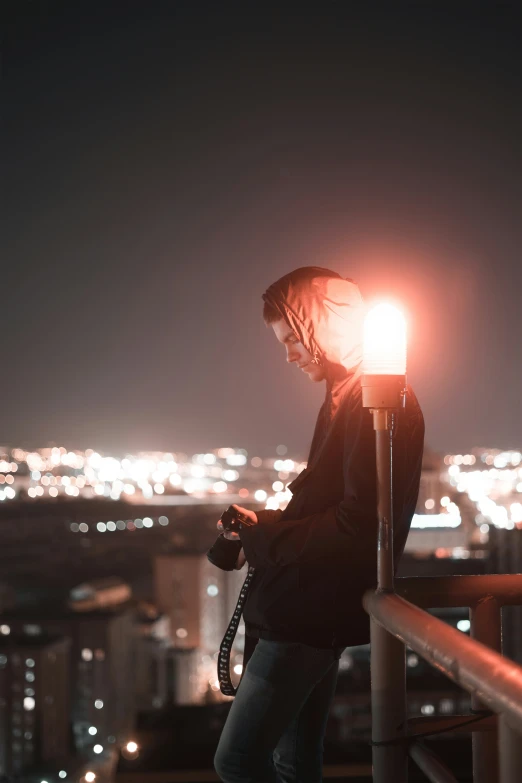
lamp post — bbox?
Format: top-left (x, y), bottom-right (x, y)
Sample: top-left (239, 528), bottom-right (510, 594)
top-left (362, 303), bottom-right (408, 783)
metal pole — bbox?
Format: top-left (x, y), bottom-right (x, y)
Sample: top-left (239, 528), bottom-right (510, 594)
top-left (499, 713), bottom-right (522, 783)
top-left (370, 409), bottom-right (407, 783)
top-left (470, 597), bottom-right (501, 783)
top-left (370, 618), bottom-right (408, 783)
top-left (374, 409), bottom-right (394, 592)
top-left (409, 742), bottom-right (459, 783)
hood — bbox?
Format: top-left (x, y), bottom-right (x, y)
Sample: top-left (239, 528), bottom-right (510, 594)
top-left (262, 267), bottom-right (366, 390)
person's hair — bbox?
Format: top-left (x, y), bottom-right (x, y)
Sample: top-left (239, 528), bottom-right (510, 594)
top-left (262, 299), bottom-right (282, 325)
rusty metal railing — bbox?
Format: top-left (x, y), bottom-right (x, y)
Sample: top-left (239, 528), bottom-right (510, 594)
top-left (361, 399), bottom-right (522, 782)
top-left (364, 577), bottom-right (522, 782)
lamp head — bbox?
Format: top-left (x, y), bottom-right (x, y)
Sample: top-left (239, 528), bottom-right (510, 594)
top-left (361, 303), bottom-right (407, 409)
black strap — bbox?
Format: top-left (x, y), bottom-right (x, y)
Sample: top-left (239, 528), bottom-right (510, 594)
top-left (217, 566), bottom-right (256, 696)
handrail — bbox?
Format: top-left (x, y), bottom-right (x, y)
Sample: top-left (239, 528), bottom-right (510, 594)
top-left (395, 574), bottom-right (522, 608)
top-left (363, 590), bottom-right (522, 734)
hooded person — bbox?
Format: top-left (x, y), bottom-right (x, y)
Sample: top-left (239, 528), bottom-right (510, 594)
top-left (214, 267), bottom-right (424, 783)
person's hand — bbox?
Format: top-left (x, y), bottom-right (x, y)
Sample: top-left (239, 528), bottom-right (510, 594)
top-left (217, 504), bottom-right (258, 540)
top-left (231, 505), bottom-right (258, 525)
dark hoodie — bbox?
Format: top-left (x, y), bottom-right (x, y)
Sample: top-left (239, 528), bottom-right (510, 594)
top-left (238, 267), bottom-right (425, 649)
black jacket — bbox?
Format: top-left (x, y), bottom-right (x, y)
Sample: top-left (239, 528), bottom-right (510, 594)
top-left (238, 267), bottom-right (425, 651)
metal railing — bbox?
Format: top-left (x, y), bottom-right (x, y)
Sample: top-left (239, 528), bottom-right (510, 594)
top-left (364, 577), bottom-right (522, 782)
top-left (361, 402), bottom-right (522, 782)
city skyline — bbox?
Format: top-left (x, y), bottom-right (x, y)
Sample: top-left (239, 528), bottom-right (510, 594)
top-left (1, 442), bottom-right (521, 532)
top-left (0, 435), bottom-right (519, 780)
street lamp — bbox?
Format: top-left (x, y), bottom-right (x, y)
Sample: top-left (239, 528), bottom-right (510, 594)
top-left (361, 302), bottom-right (408, 783)
top-left (362, 303), bottom-right (407, 591)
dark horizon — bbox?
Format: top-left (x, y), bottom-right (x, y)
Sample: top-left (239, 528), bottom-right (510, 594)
top-left (2, 2), bottom-right (521, 460)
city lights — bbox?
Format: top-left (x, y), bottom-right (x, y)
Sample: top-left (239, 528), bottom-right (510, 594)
top-left (445, 449), bottom-right (522, 529)
top-left (0, 444), bottom-right (307, 517)
top-left (3, 440), bottom-right (522, 727)
top-left (411, 508), bottom-right (461, 528)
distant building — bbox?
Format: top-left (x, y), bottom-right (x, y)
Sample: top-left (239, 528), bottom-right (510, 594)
top-left (134, 603), bottom-right (173, 711)
top-left (0, 596), bottom-right (136, 756)
top-left (68, 603), bottom-right (136, 752)
top-left (0, 634), bottom-right (71, 779)
top-left (154, 554), bottom-right (246, 704)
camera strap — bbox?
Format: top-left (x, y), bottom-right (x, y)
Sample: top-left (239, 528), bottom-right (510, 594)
top-left (217, 565), bottom-right (256, 696)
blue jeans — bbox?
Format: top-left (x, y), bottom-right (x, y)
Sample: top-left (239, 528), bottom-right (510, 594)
top-left (214, 639), bottom-right (345, 782)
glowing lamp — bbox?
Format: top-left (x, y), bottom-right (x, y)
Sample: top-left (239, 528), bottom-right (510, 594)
top-left (362, 303), bottom-right (407, 409)
top-left (363, 303), bottom-right (406, 375)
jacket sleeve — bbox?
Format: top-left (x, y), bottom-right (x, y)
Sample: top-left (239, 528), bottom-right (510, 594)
top-left (239, 399), bottom-right (378, 568)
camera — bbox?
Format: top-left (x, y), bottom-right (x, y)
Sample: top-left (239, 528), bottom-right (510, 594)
top-left (206, 505), bottom-right (254, 571)
top-left (220, 505), bottom-right (255, 533)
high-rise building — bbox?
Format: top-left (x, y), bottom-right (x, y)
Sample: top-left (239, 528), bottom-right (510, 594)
top-left (134, 605), bottom-right (173, 711)
top-left (0, 596), bottom-right (136, 756)
top-left (154, 554), bottom-right (246, 704)
top-left (69, 603), bottom-right (136, 752)
top-left (0, 634), bottom-right (71, 778)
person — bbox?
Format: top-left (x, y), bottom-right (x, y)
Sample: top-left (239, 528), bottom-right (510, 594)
top-left (213, 266), bottom-right (425, 783)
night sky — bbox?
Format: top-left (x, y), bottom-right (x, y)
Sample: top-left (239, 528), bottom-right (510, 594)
top-left (2, 2), bottom-right (521, 460)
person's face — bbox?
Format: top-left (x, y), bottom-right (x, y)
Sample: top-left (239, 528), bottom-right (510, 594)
top-left (271, 319), bottom-right (326, 383)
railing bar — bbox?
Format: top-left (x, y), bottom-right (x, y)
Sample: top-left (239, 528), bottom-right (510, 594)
top-left (396, 574), bottom-right (522, 608)
top-left (407, 713), bottom-right (497, 734)
top-left (364, 591), bottom-right (522, 733)
top-left (409, 742), bottom-right (460, 783)
top-left (499, 712), bottom-right (522, 782)
top-left (470, 596), bottom-right (501, 783)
